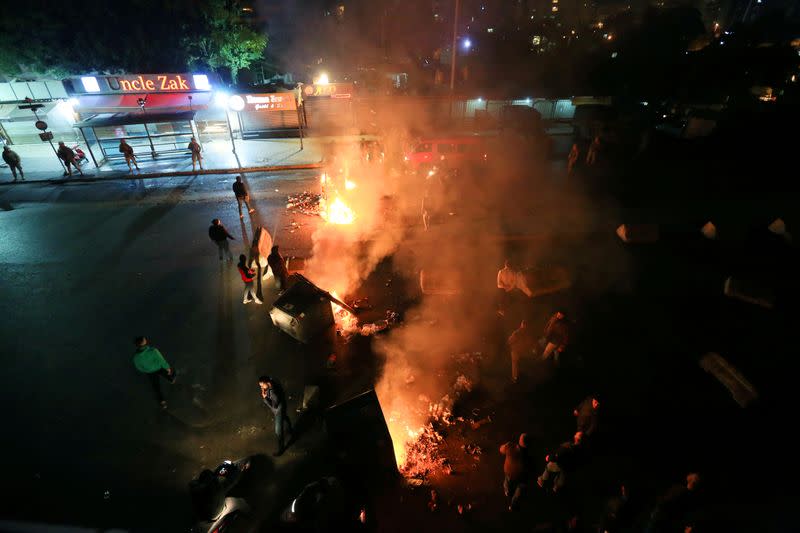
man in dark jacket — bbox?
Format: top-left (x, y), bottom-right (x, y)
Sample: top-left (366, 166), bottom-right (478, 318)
top-left (132, 336), bottom-right (175, 409)
top-left (499, 433), bottom-right (531, 511)
top-left (57, 141), bottom-right (83, 176)
top-left (538, 431), bottom-right (583, 492)
top-left (574, 395), bottom-right (600, 437)
top-left (232, 175), bottom-right (255, 218)
top-left (119, 139), bottom-right (139, 172)
top-left (2, 146), bottom-right (24, 181)
top-left (258, 376), bottom-right (294, 456)
top-left (267, 245), bottom-right (289, 290)
top-left (540, 310), bottom-right (570, 361)
top-left (208, 218), bottom-right (235, 261)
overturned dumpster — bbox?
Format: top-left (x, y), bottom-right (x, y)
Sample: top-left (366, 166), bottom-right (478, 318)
top-left (269, 273), bottom-right (356, 343)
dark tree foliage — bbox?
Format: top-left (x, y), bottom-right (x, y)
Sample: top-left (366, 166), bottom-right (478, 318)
top-left (0, 0), bottom-right (264, 82)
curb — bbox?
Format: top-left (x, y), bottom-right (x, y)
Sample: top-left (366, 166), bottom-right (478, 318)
top-left (0, 162), bottom-right (324, 186)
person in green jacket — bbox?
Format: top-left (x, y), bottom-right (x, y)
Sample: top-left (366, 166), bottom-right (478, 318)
top-left (133, 336), bottom-right (175, 409)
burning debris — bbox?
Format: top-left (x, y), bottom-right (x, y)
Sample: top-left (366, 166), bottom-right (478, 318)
top-left (286, 191), bottom-right (321, 216)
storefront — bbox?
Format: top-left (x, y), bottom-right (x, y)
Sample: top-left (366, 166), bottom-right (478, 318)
top-left (65, 74), bottom-right (221, 167)
top-left (0, 80), bottom-right (76, 145)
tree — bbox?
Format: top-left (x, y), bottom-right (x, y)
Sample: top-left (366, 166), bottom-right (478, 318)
top-left (184, 0), bottom-right (267, 85)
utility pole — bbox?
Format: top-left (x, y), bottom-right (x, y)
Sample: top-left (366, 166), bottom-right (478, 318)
top-left (449, 0), bottom-right (461, 93)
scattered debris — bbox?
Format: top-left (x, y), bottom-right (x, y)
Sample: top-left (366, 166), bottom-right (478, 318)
top-left (286, 192), bottom-right (321, 216)
top-left (463, 443), bottom-right (482, 456)
top-left (236, 425), bottom-right (260, 437)
top-left (470, 416), bottom-right (492, 430)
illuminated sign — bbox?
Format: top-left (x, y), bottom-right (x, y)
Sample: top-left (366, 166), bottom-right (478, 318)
top-left (235, 93), bottom-right (297, 111)
top-left (111, 75), bottom-right (192, 92)
top-left (72, 74), bottom-right (212, 94)
top-left (303, 83), bottom-right (353, 98)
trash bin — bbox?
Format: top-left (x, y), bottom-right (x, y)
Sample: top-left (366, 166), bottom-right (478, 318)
top-left (269, 274), bottom-right (336, 343)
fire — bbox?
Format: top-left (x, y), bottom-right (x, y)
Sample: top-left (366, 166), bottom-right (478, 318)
top-left (330, 291), bottom-right (359, 337)
top-left (344, 178), bottom-right (357, 190)
top-left (322, 197), bottom-right (355, 225)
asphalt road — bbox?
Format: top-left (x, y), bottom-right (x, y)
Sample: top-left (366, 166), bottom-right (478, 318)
top-left (0, 159), bottom-right (797, 532)
top-left (0, 171), bottom-right (329, 530)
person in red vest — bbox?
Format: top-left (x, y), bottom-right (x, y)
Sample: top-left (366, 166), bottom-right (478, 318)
top-left (238, 254), bottom-right (262, 305)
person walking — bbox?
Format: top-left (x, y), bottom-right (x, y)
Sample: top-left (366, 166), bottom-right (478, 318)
top-left (537, 431), bottom-right (584, 493)
top-left (499, 433), bottom-right (531, 511)
top-left (567, 143), bottom-right (580, 176)
top-left (508, 320), bottom-right (535, 384)
top-left (258, 376), bottom-right (294, 456)
top-left (267, 245), bottom-right (289, 290)
top-left (208, 218), bottom-right (235, 262)
top-left (539, 310), bottom-right (570, 361)
top-left (238, 254), bottom-right (263, 305)
top-left (586, 135), bottom-right (600, 166)
top-left (188, 137), bottom-right (203, 171)
top-left (119, 139), bottom-right (139, 172)
top-left (2, 146), bottom-right (24, 181)
top-left (232, 175), bottom-right (255, 218)
top-left (132, 336), bottom-right (176, 409)
top-left (57, 141), bottom-right (83, 177)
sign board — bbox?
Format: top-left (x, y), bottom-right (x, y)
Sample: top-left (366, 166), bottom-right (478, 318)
top-left (39, 131), bottom-right (54, 141)
top-left (72, 74), bottom-right (213, 95)
top-left (229, 93), bottom-right (297, 112)
top-left (302, 83), bottom-right (353, 98)
top-left (35, 120), bottom-right (48, 131)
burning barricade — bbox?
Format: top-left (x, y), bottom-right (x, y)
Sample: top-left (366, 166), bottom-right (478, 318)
top-left (380, 351), bottom-right (486, 484)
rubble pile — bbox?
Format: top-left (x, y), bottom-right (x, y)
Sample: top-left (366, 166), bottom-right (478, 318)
top-left (286, 192), bottom-right (321, 216)
top-left (399, 423), bottom-right (448, 480)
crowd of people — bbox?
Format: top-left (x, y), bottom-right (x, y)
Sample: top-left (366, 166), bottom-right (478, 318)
top-left (131, 174), bottom-right (295, 459)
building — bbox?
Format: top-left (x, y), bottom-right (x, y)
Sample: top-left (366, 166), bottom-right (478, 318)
top-left (0, 80), bottom-right (74, 146)
top-left (63, 73), bottom-right (222, 167)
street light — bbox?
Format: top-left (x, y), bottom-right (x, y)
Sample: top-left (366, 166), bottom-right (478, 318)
top-left (314, 72), bottom-right (330, 85)
top-left (462, 38), bottom-right (472, 50)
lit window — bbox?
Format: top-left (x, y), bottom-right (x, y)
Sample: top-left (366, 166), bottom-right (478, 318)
top-left (552, 5), bottom-right (558, 12)
top-left (81, 76), bottom-right (100, 92)
top-left (487, 27), bottom-right (494, 33)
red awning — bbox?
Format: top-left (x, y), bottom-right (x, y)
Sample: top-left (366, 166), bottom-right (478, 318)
top-left (76, 92), bottom-right (211, 113)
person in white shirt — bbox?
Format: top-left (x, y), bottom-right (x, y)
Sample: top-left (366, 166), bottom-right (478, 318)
top-left (497, 260), bottom-right (517, 316)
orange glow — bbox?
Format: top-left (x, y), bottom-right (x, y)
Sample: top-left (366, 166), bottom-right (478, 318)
top-left (344, 179), bottom-right (357, 190)
top-left (330, 291), bottom-right (359, 335)
top-left (323, 196), bottom-right (355, 225)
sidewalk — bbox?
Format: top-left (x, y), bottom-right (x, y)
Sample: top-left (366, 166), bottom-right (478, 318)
top-left (0, 135), bottom-right (375, 185)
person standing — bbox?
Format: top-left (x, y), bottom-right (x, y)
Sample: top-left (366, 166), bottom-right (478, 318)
top-left (508, 320), bottom-right (535, 384)
top-left (258, 376), bottom-right (294, 456)
top-left (496, 259), bottom-right (517, 316)
top-left (208, 218), bottom-right (235, 262)
top-left (119, 139), bottom-right (139, 172)
top-left (574, 395), bottom-right (600, 437)
top-left (57, 141), bottom-right (83, 177)
top-left (232, 175), bottom-right (255, 218)
top-left (188, 137), bottom-right (203, 171)
top-left (499, 433), bottom-right (531, 511)
top-left (132, 336), bottom-right (176, 409)
top-left (238, 254), bottom-right (263, 305)
top-left (267, 245), bottom-right (289, 290)
top-left (2, 146), bottom-right (24, 181)
top-left (567, 143), bottom-right (580, 176)
top-left (586, 135), bottom-right (600, 166)
top-left (540, 310), bottom-right (570, 361)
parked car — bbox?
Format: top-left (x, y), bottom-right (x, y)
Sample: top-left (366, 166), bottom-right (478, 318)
top-left (404, 136), bottom-right (487, 174)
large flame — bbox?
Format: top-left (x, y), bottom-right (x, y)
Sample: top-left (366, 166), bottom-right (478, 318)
top-left (323, 197), bottom-right (356, 225)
